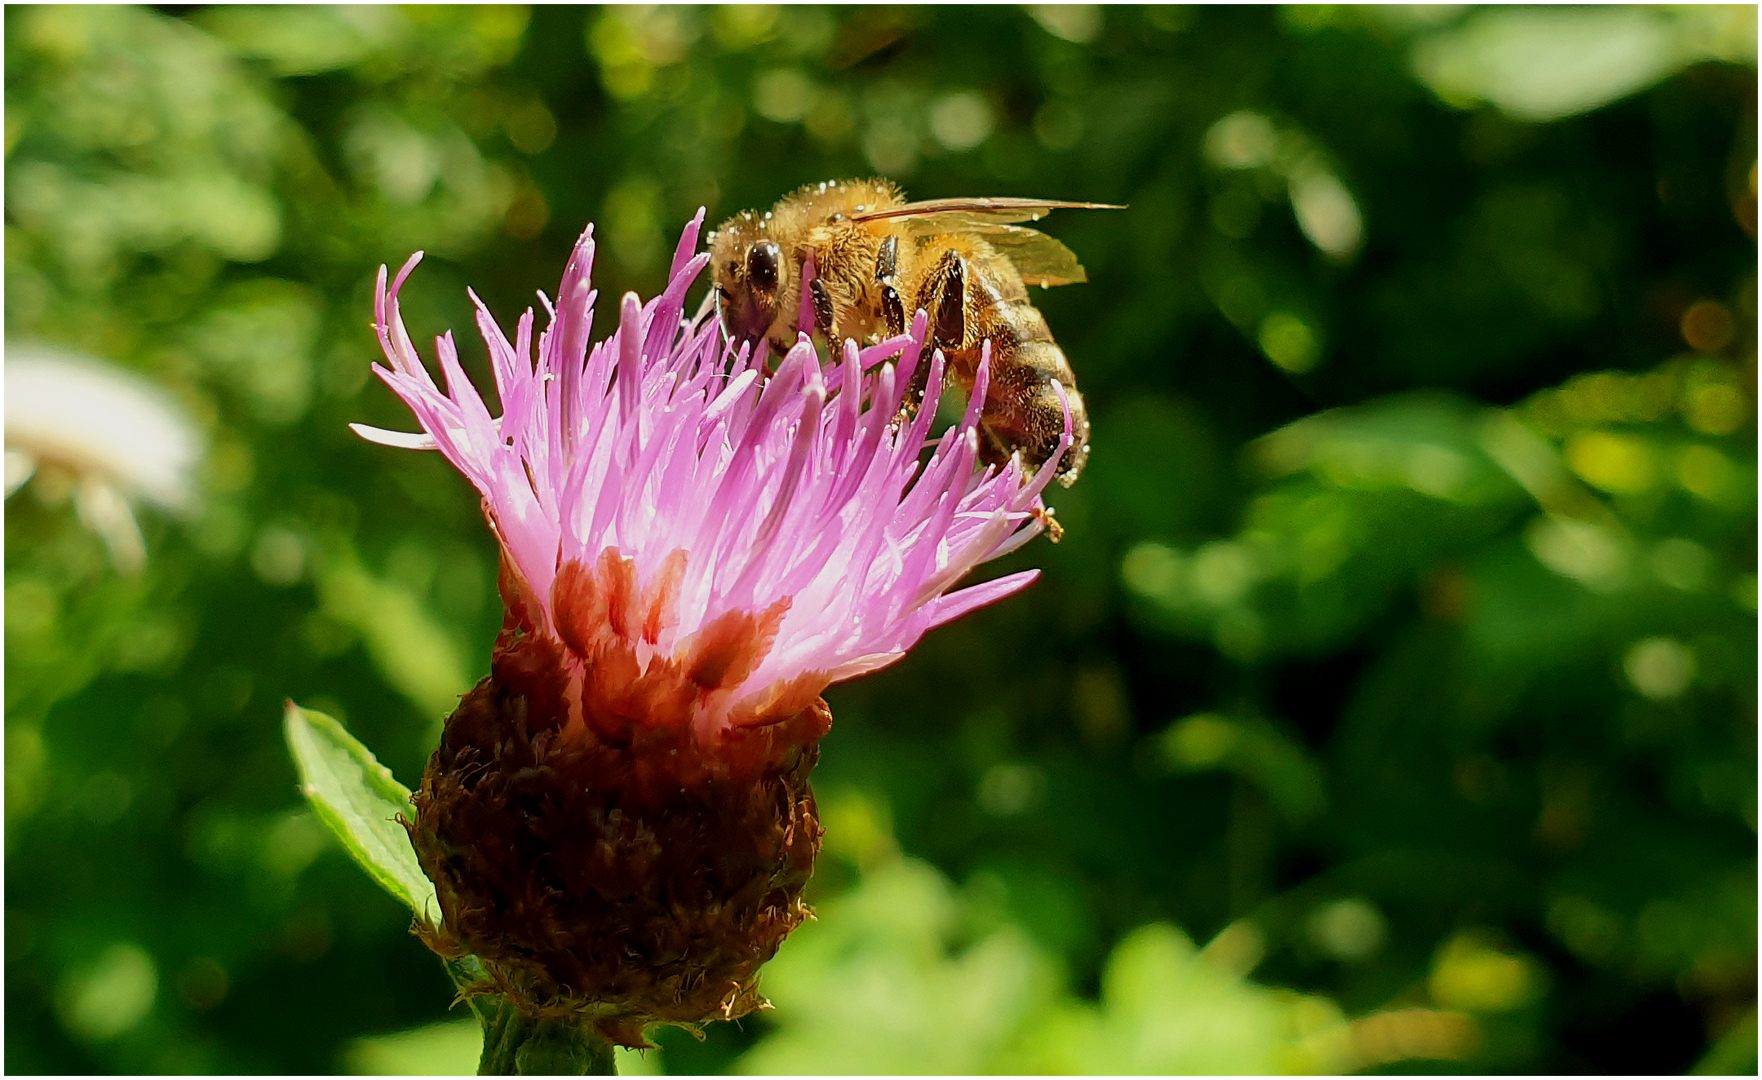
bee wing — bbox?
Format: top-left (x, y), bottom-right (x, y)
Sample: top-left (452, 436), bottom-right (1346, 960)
top-left (850, 196), bottom-right (1122, 226)
top-left (974, 224), bottom-right (1090, 286)
top-left (851, 198), bottom-right (1119, 286)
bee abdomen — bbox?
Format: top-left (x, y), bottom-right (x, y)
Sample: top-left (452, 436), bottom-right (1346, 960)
top-left (984, 300), bottom-right (1069, 377)
top-left (977, 337), bottom-right (1090, 486)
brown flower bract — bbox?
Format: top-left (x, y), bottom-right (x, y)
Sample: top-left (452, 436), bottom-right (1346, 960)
top-left (407, 551), bottom-right (829, 1048)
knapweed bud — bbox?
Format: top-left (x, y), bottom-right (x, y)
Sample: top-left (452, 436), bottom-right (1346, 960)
top-left (409, 615), bottom-right (826, 1046)
top-left (356, 212), bottom-right (1070, 1046)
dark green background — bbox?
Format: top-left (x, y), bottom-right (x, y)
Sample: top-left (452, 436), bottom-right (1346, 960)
top-left (5, 5), bottom-right (1755, 1074)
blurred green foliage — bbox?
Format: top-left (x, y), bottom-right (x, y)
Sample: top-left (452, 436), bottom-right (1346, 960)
top-left (5, 5), bottom-right (1755, 1074)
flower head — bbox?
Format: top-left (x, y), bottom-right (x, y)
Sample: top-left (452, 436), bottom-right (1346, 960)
top-left (359, 211), bottom-right (1067, 1042)
top-left (359, 210), bottom-right (1065, 765)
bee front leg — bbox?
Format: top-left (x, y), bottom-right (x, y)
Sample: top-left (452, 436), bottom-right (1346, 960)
top-left (874, 235), bottom-right (899, 283)
top-left (881, 286), bottom-right (906, 337)
top-left (875, 237), bottom-right (906, 336)
top-left (809, 277), bottom-right (837, 341)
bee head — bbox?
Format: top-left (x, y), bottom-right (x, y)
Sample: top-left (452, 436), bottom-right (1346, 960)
top-left (707, 212), bottom-right (786, 356)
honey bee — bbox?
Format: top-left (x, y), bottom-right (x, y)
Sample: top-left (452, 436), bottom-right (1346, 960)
top-left (707, 178), bottom-right (1119, 487)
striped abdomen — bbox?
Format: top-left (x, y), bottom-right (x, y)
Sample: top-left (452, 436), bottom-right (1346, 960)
top-left (932, 246), bottom-right (1091, 486)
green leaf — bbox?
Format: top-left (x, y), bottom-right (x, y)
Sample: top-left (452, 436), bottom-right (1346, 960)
top-left (284, 701), bottom-right (437, 922)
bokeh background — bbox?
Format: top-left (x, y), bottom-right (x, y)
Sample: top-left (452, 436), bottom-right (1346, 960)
top-left (5, 4), bottom-right (1757, 1074)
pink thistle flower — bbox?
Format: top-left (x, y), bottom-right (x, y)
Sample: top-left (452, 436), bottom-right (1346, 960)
top-left (356, 211), bottom-right (1069, 1042)
top-left (356, 210), bottom-right (1066, 765)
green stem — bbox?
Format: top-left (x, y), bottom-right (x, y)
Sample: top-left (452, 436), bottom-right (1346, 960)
top-left (513, 1016), bottom-right (617, 1076)
top-left (477, 999), bottom-right (534, 1076)
top-left (444, 953), bottom-right (618, 1074)
top-left (477, 1003), bottom-right (616, 1076)
top-left (462, 974), bottom-right (616, 1074)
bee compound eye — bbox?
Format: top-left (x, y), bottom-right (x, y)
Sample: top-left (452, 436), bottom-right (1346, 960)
top-left (747, 241), bottom-right (781, 292)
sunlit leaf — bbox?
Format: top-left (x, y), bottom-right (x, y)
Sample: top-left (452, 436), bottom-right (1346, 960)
top-left (283, 701), bottom-right (436, 922)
